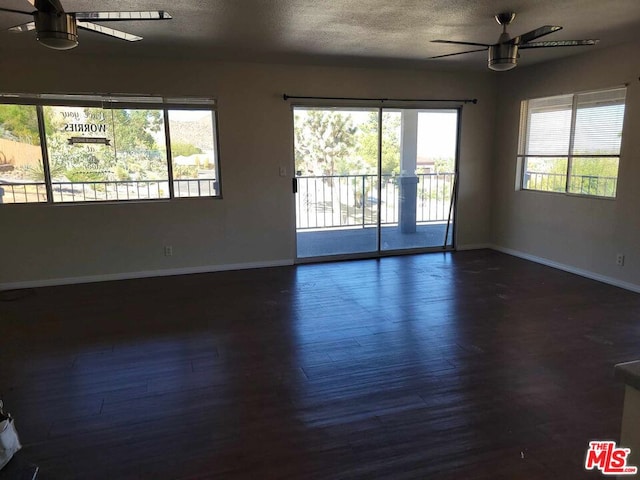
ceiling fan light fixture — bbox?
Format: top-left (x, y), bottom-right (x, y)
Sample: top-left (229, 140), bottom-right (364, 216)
top-left (488, 43), bottom-right (518, 71)
top-left (35, 12), bottom-right (78, 50)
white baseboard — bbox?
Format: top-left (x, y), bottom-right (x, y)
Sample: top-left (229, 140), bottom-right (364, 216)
top-left (491, 245), bottom-right (640, 293)
top-left (0, 259), bottom-right (294, 291)
top-left (4, 247), bottom-right (639, 294)
top-left (456, 243), bottom-right (493, 251)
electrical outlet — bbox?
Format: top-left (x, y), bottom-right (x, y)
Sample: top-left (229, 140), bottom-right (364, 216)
top-left (616, 253), bottom-right (625, 266)
top-left (164, 245), bottom-right (173, 257)
top-left (279, 166), bottom-right (287, 177)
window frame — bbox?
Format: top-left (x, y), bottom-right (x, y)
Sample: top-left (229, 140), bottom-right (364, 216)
top-left (517, 86), bottom-right (626, 199)
top-left (0, 93), bottom-right (222, 205)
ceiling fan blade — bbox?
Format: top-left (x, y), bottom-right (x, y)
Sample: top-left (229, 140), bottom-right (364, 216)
top-left (74, 11), bottom-right (172, 21)
top-left (511, 25), bottom-right (562, 45)
top-left (8, 21), bottom-right (36, 33)
top-left (77, 21), bottom-right (142, 42)
top-left (432, 39), bottom-right (491, 48)
top-left (29, 0), bottom-right (65, 13)
top-left (519, 39), bottom-right (599, 48)
top-left (430, 48), bottom-right (488, 59)
top-left (0, 7), bottom-right (35, 15)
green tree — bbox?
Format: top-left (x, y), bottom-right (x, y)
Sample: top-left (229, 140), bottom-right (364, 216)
top-left (356, 112), bottom-right (400, 175)
top-left (0, 104), bottom-right (40, 144)
top-left (434, 157), bottom-right (455, 173)
top-left (111, 109), bottom-right (162, 150)
top-left (294, 110), bottom-right (357, 176)
top-left (570, 157), bottom-right (618, 178)
top-left (171, 142), bottom-right (203, 157)
top-left (569, 157), bottom-right (619, 196)
top-left (526, 155), bottom-right (619, 196)
top-left (110, 109), bottom-right (166, 180)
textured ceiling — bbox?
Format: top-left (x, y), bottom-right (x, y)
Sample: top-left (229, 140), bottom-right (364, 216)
top-left (1, 0), bottom-right (640, 70)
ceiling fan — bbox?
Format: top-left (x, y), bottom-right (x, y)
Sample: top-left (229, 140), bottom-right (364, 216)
top-left (431, 12), bottom-right (599, 71)
top-left (0, 0), bottom-right (171, 50)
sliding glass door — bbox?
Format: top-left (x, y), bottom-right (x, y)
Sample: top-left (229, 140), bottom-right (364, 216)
top-left (293, 106), bottom-right (458, 259)
top-left (294, 107), bottom-right (379, 257)
top-left (380, 109), bottom-right (457, 251)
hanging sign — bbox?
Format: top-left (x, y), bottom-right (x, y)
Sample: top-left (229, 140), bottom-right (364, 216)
top-left (67, 137), bottom-right (111, 146)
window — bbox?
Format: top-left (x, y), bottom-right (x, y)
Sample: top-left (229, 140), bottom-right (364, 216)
top-left (168, 110), bottom-right (219, 198)
top-left (0, 94), bottom-right (220, 204)
top-left (0, 104), bottom-right (47, 203)
top-left (518, 87), bottom-right (626, 198)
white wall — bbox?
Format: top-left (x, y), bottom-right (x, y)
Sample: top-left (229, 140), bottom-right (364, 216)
top-left (0, 53), bottom-right (496, 287)
top-left (492, 40), bottom-right (640, 291)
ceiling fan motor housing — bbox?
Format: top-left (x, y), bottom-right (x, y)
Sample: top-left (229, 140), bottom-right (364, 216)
top-left (489, 32), bottom-right (518, 71)
top-left (34, 11), bottom-right (79, 50)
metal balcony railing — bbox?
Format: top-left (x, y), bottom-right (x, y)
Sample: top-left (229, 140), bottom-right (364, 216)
top-left (0, 178), bottom-right (218, 203)
top-left (295, 173), bottom-right (455, 230)
top-left (0, 182), bottom-right (47, 203)
top-left (523, 172), bottom-right (617, 197)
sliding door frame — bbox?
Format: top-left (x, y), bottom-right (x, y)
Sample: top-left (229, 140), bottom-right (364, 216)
top-left (291, 102), bottom-right (461, 264)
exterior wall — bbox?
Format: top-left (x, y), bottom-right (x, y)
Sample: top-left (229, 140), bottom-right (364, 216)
top-left (0, 138), bottom-right (41, 168)
top-left (492, 40), bottom-right (640, 291)
top-left (0, 53), bottom-right (496, 287)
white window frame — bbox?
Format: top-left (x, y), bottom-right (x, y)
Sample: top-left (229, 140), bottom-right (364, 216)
top-left (0, 93), bottom-right (222, 204)
top-left (517, 86), bottom-right (626, 199)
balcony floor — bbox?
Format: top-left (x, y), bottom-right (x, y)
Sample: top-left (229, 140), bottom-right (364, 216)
top-left (297, 222), bottom-right (453, 258)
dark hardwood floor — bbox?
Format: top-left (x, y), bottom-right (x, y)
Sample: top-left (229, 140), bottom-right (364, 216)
top-left (1, 250), bottom-right (639, 479)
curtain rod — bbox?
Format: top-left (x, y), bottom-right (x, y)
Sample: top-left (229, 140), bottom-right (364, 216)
top-left (282, 94), bottom-right (477, 104)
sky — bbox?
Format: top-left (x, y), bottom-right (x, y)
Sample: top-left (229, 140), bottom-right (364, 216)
top-left (416, 111), bottom-right (458, 159)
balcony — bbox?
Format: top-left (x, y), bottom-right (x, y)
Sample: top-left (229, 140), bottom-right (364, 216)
top-left (296, 173), bottom-right (455, 257)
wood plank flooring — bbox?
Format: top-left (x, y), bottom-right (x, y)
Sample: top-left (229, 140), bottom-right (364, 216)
top-left (1, 250), bottom-right (639, 479)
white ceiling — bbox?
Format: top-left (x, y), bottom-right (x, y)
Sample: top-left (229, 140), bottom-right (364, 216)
top-left (1, 0), bottom-right (640, 70)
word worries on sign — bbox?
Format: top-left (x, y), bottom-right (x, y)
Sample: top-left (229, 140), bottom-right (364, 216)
top-left (63, 124), bottom-right (107, 133)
